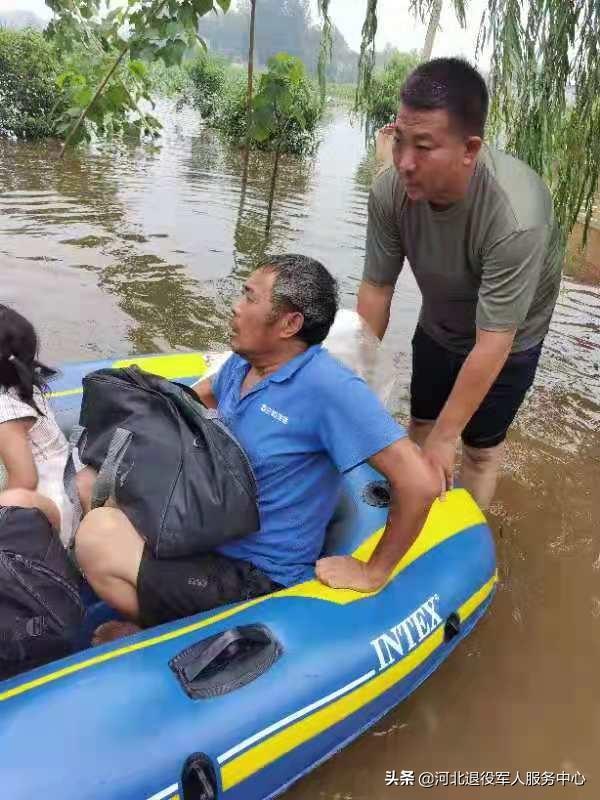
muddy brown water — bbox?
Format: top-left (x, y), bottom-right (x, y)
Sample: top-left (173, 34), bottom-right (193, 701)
top-left (1, 103), bottom-right (599, 799)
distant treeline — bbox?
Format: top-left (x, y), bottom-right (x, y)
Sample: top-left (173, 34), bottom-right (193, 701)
top-left (0, 11), bottom-right (45, 30)
top-left (200, 0), bottom-right (397, 85)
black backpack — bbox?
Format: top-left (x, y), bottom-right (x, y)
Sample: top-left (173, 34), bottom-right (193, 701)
top-left (0, 506), bottom-right (84, 681)
top-left (77, 366), bottom-right (259, 559)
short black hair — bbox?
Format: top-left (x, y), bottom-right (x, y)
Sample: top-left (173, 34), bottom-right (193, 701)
top-left (260, 254), bottom-right (338, 346)
top-left (400, 58), bottom-right (489, 138)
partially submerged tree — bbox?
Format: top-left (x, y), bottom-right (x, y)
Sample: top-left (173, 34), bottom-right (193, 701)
top-left (250, 53), bottom-right (318, 231)
top-left (244, 0), bottom-right (257, 146)
top-left (45, 0), bottom-right (231, 154)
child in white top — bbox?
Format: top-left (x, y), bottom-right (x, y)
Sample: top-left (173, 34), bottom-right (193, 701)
top-left (0, 305), bottom-right (73, 545)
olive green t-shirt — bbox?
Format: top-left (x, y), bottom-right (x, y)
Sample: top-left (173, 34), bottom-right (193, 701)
top-left (363, 147), bottom-right (563, 353)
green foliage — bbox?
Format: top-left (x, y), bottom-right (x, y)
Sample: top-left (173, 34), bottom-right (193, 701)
top-left (54, 46), bottom-right (160, 145)
top-left (360, 50), bottom-right (420, 137)
top-left (480, 0), bottom-right (600, 244)
top-left (355, 0), bottom-right (378, 113)
top-left (188, 52), bottom-right (229, 119)
top-left (325, 83), bottom-right (357, 107)
top-left (188, 51), bottom-right (321, 155)
top-left (0, 28), bottom-right (62, 139)
top-left (45, 0), bottom-right (232, 150)
top-left (148, 61), bottom-right (194, 99)
top-left (249, 54), bottom-right (321, 155)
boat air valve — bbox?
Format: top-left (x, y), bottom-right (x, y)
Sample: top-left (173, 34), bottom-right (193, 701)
top-left (182, 754), bottom-right (217, 800)
top-left (444, 613), bottom-right (461, 642)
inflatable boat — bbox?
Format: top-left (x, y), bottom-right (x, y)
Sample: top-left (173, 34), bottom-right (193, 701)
top-left (0, 351), bottom-right (497, 800)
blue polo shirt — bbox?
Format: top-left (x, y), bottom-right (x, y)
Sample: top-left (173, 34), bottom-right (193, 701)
top-left (212, 345), bottom-right (405, 586)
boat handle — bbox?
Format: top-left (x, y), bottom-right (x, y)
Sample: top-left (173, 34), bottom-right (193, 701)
top-left (444, 612), bottom-right (461, 642)
top-left (181, 753), bottom-right (217, 800)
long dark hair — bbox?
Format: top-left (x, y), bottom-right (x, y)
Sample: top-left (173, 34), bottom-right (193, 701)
top-left (0, 305), bottom-right (55, 415)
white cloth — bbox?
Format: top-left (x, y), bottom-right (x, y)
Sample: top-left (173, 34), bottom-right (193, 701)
top-left (0, 387), bottom-right (73, 546)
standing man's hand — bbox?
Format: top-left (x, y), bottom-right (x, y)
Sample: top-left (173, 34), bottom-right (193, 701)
top-left (422, 432), bottom-right (458, 498)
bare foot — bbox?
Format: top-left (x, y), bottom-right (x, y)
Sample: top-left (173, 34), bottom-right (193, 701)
top-left (91, 620), bottom-right (141, 646)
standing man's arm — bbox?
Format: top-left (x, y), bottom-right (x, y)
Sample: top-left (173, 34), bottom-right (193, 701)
top-left (357, 175), bottom-right (405, 341)
top-left (423, 227), bottom-right (549, 488)
top-left (316, 437), bottom-right (440, 591)
top-left (357, 281), bottom-right (395, 340)
top-left (423, 327), bottom-right (515, 487)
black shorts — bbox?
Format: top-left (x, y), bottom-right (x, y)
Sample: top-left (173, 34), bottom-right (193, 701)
top-left (136, 547), bottom-right (281, 628)
top-left (410, 325), bottom-right (543, 449)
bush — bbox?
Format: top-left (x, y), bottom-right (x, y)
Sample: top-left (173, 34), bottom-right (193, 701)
top-left (148, 61), bottom-right (194, 99)
top-left (0, 29), bottom-right (159, 144)
top-left (249, 53), bottom-right (321, 155)
top-left (187, 52), bottom-right (229, 120)
top-left (363, 50), bottom-right (420, 136)
top-left (0, 28), bottom-right (62, 139)
top-left (187, 51), bottom-right (320, 155)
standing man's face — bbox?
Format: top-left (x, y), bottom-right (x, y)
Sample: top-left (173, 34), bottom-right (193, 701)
top-left (392, 104), bottom-right (481, 206)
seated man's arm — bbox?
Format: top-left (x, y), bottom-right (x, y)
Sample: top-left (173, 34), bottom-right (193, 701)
top-left (191, 377), bottom-right (218, 409)
top-left (316, 437), bottom-right (440, 592)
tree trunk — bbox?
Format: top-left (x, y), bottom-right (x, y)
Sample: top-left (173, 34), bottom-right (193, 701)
top-left (265, 142), bottom-right (281, 234)
top-left (245, 0), bottom-right (257, 149)
top-left (422, 0), bottom-right (443, 61)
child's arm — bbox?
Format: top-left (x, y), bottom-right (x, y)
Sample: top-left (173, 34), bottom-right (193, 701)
top-left (0, 419), bottom-right (38, 490)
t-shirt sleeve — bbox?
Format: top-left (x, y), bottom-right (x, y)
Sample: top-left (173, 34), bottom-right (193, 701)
top-left (210, 355), bottom-right (238, 403)
top-left (477, 226), bottom-right (549, 332)
top-left (363, 171), bottom-right (406, 287)
top-left (318, 365), bottom-right (406, 473)
top-left (0, 392), bottom-right (38, 425)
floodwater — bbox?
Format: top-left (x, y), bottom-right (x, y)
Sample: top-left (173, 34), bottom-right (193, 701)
top-left (1, 103), bottom-right (599, 799)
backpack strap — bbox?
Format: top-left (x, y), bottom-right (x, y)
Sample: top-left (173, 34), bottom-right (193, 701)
top-left (62, 425), bottom-right (86, 552)
top-left (91, 427), bottom-right (133, 510)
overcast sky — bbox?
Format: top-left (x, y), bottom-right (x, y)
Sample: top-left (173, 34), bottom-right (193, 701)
top-left (2, 0), bottom-right (489, 65)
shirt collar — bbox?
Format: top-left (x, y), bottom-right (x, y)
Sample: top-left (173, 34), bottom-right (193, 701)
top-left (269, 345), bottom-right (322, 383)
top-left (234, 344), bottom-right (322, 385)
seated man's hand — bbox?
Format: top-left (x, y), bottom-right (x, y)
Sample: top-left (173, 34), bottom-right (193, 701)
top-left (315, 555), bottom-right (387, 593)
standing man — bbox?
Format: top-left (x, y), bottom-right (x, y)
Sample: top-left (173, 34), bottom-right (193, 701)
top-left (358, 58), bottom-right (562, 508)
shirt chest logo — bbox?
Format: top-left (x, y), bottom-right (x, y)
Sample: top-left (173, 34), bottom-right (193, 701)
top-left (260, 403), bottom-right (289, 425)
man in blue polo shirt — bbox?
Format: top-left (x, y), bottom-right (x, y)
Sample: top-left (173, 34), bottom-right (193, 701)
top-left (76, 255), bottom-right (440, 635)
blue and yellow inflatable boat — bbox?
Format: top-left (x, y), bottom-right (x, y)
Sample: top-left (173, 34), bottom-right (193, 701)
top-left (0, 352), bottom-right (497, 800)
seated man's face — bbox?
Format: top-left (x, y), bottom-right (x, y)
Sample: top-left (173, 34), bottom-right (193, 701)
top-left (231, 268), bottom-right (284, 358)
